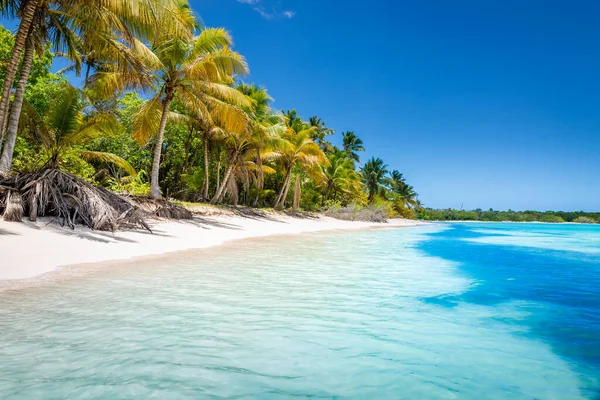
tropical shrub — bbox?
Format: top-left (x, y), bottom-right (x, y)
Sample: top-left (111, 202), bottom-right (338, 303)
top-left (573, 216), bottom-right (596, 224)
top-left (539, 214), bottom-right (565, 223)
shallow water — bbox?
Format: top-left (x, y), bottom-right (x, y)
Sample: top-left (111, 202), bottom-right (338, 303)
top-left (0, 223), bottom-right (599, 399)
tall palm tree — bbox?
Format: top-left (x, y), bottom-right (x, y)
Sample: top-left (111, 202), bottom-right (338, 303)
top-left (387, 170), bottom-right (406, 192)
top-left (0, 0), bottom-right (180, 174)
top-left (396, 183), bottom-right (418, 209)
top-left (321, 149), bottom-right (362, 205)
top-left (17, 83), bottom-right (135, 174)
top-left (233, 83), bottom-right (282, 203)
top-left (0, 0), bottom-right (40, 144)
top-left (342, 131), bottom-right (365, 163)
top-left (361, 157), bottom-right (388, 203)
top-left (0, 3), bottom-right (79, 173)
top-left (0, 0), bottom-right (175, 149)
top-left (209, 84), bottom-right (283, 204)
top-left (308, 116), bottom-right (334, 152)
top-left (93, 22), bottom-right (250, 199)
top-left (268, 115), bottom-right (328, 209)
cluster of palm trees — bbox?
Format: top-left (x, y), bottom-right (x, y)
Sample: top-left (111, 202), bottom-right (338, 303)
top-left (0, 0), bottom-right (420, 214)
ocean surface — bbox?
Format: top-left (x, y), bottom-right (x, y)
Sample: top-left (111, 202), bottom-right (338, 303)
top-left (0, 222), bottom-right (599, 399)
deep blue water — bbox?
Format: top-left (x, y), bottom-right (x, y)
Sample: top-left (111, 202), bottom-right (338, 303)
top-left (0, 222), bottom-right (599, 398)
top-left (420, 223), bottom-right (600, 378)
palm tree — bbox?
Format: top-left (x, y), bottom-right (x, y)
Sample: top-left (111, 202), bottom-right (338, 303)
top-left (268, 115), bottom-right (328, 209)
top-left (17, 83), bottom-right (135, 174)
top-left (309, 116), bottom-right (334, 152)
top-left (0, 0), bottom-right (181, 174)
top-left (321, 149), bottom-right (362, 205)
top-left (0, 0), bottom-right (175, 149)
top-left (0, 0), bottom-right (40, 145)
top-left (233, 83), bottom-right (282, 204)
top-left (361, 157), bottom-right (388, 203)
top-left (342, 131), bottom-right (365, 163)
top-left (93, 21), bottom-right (250, 199)
top-left (386, 170), bottom-right (406, 192)
top-left (209, 84), bottom-right (284, 204)
top-left (396, 183), bottom-right (418, 209)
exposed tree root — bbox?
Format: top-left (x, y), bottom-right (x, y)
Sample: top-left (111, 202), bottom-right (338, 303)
top-left (3, 191), bottom-right (23, 222)
top-left (126, 195), bottom-right (193, 220)
top-left (0, 169), bottom-right (150, 231)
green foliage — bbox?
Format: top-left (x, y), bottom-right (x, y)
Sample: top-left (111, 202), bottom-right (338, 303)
top-left (539, 214), bottom-right (565, 223)
top-left (0, 8), bottom-right (423, 219)
top-left (418, 209), bottom-right (599, 223)
top-left (573, 216), bottom-right (597, 224)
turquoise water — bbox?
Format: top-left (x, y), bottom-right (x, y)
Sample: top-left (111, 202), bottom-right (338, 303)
top-left (0, 223), bottom-right (599, 399)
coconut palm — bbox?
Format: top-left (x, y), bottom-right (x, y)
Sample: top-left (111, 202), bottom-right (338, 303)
top-left (361, 157), bottom-right (388, 203)
top-left (234, 83), bottom-right (283, 200)
top-left (386, 170), bottom-right (406, 192)
top-left (322, 149), bottom-right (362, 204)
top-left (396, 183), bottom-right (418, 209)
top-left (268, 115), bottom-right (328, 209)
top-left (18, 83), bottom-right (135, 174)
top-left (92, 20), bottom-right (250, 199)
top-left (0, 0), bottom-right (177, 149)
top-left (0, 0), bottom-right (186, 174)
top-left (309, 116), bottom-right (334, 152)
top-left (209, 84), bottom-right (282, 204)
top-left (0, 3), bottom-right (80, 173)
top-left (342, 131), bottom-right (365, 163)
top-left (0, 0), bottom-right (40, 144)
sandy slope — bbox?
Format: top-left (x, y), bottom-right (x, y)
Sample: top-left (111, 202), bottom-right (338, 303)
top-left (0, 215), bottom-right (421, 281)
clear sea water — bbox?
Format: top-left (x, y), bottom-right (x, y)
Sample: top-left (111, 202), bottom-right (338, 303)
top-left (0, 222), bottom-right (599, 399)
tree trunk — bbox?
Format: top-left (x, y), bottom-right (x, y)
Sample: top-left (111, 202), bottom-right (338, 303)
top-left (29, 181), bottom-right (41, 222)
top-left (0, 37), bottom-right (35, 174)
top-left (280, 172), bottom-right (293, 210)
top-left (216, 146), bottom-right (221, 191)
top-left (182, 126), bottom-right (193, 173)
top-left (210, 153), bottom-right (238, 204)
top-left (149, 95), bottom-right (173, 199)
top-left (292, 174), bottom-right (301, 212)
top-left (0, 0), bottom-right (40, 143)
top-left (274, 167), bottom-right (293, 209)
top-left (202, 132), bottom-right (210, 200)
top-left (3, 191), bottom-right (23, 222)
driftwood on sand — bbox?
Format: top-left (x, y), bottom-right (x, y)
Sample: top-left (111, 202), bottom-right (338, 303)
top-left (0, 169), bottom-right (191, 232)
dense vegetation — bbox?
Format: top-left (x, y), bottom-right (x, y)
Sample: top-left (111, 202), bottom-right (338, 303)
top-left (418, 209), bottom-right (599, 223)
top-left (0, 0), bottom-right (420, 223)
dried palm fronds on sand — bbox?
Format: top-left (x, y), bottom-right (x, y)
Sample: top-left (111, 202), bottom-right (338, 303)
top-left (0, 169), bottom-right (190, 231)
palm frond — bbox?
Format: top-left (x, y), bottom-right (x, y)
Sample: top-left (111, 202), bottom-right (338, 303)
top-left (79, 151), bottom-right (137, 176)
top-left (132, 94), bottom-right (164, 144)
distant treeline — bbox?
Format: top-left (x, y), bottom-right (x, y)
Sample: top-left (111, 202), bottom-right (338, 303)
top-left (417, 209), bottom-right (599, 223)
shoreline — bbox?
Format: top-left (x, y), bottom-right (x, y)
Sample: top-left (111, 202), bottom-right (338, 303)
top-left (0, 214), bottom-right (424, 287)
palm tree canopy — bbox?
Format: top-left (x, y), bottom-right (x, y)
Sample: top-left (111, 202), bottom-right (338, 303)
top-left (360, 157), bottom-right (388, 202)
top-left (342, 131), bottom-right (365, 163)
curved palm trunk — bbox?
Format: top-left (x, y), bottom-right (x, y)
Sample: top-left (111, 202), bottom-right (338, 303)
top-left (0, 0), bottom-right (40, 142)
top-left (292, 174), bottom-right (301, 212)
top-left (210, 151), bottom-right (238, 204)
top-left (150, 96), bottom-right (173, 199)
top-left (202, 132), bottom-right (210, 200)
top-left (274, 167), bottom-right (293, 209)
top-left (0, 37), bottom-right (35, 174)
top-left (280, 173), bottom-right (293, 209)
top-left (216, 146), bottom-right (221, 191)
top-left (251, 154), bottom-right (263, 207)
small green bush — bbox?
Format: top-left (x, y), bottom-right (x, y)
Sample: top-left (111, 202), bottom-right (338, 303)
top-left (539, 214), bottom-right (565, 223)
top-left (573, 216), bottom-right (597, 224)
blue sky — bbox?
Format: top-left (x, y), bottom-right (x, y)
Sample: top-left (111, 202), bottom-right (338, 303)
top-left (2, 1), bottom-right (599, 211)
top-left (193, 0), bottom-right (600, 211)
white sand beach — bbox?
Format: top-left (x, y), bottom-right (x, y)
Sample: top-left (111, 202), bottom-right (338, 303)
top-left (0, 213), bottom-right (422, 281)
